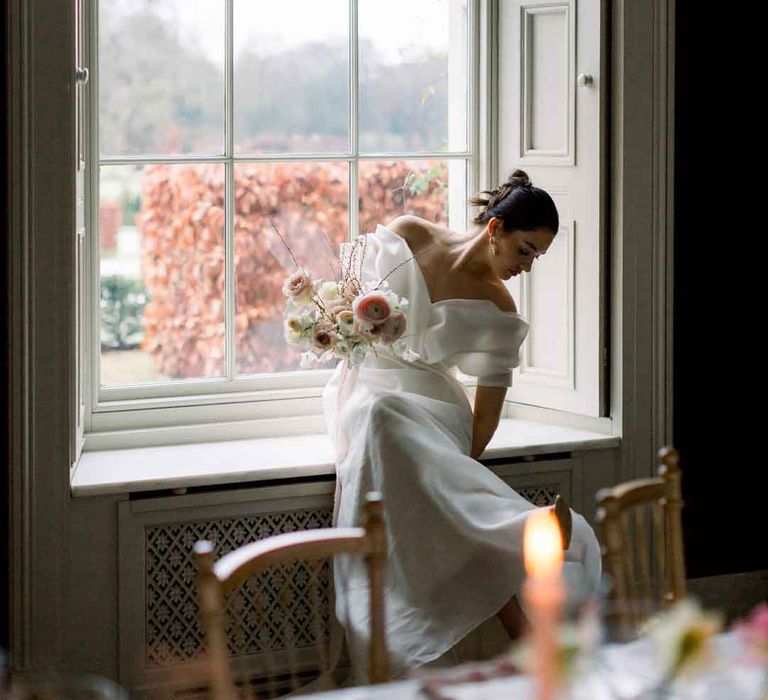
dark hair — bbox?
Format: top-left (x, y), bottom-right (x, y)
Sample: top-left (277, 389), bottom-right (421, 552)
top-left (467, 169), bottom-right (559, 236)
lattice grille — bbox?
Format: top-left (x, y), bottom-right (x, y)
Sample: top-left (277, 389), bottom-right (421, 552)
top-left (516, 483), bottom-right (559, 506)
top-left (145, 507), bottom-right (333, 667)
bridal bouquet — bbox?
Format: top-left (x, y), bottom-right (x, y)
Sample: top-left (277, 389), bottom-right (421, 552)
top-left (273, 220), bottom-right (420, 369)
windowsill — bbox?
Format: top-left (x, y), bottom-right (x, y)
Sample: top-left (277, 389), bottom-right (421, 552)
top-left (70, 418), bottom-right (620, 497)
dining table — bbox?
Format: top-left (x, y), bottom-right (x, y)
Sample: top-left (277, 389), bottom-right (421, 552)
top-left (307, 630), bottom-right (766, 700)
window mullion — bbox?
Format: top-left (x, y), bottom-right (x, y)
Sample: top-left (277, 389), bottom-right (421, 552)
top-left (225, 0), bottom-right (235, 381)
top-left (99, 152), bottom-right (473, 167)
top-left (349, 0), bottom-right (359, 242)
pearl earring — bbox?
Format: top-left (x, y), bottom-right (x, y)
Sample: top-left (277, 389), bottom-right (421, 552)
top-left (490, 238), bottom-right (497, 256)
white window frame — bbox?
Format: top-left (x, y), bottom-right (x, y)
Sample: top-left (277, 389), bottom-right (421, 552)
top-left (83, 0), bottom-right (488, 449)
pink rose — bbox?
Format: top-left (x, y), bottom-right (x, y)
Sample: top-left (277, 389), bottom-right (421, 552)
top-left (353, 292), bottom-right (391, 326)
top-left (282, 268), bottom-right (314, 301)
top-left (378, 310), bottom-right (406, 345)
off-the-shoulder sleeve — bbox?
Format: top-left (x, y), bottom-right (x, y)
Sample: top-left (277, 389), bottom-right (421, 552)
top-left (452, 349), bottom-right (518, 388)
top-left (420, 301), bottom-right (530, 387)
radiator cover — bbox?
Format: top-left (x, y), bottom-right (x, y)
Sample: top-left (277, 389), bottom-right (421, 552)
top-left (119, 461), bottom-right (575, 695)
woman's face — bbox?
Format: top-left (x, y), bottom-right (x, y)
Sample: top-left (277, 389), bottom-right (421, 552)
top-left (488, 218), bottom-right (555, 281)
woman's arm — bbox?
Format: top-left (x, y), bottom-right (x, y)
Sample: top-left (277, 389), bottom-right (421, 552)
top-left (470, 384), bottom-right (507, 459)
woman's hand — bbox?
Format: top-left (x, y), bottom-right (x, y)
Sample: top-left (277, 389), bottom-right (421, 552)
top-left (470, 385), bottom-right (507, 459)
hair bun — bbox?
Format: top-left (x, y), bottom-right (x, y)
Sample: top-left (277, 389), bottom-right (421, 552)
top-left (466, 168), bottom-right (557, 229)
top-left (505, 169), bottom-right (532, 188)
top-left (487, 170), bottom-right (531, 202)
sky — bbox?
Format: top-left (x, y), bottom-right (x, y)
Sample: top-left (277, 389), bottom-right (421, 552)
top-left (113, 0), bottom-right (453, 65)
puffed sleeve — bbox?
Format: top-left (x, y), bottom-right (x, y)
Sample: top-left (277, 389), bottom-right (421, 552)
top-left (421, 301), bottom-right (530, 388)
top-left (451, 348), bottom-right (519, 388)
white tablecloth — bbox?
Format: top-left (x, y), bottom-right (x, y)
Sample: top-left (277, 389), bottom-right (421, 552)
top-left (307, 631), bottom-right (765, 700)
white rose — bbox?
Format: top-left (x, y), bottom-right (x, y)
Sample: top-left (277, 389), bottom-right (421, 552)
top-left (318, 280), bottom-right (341, 303)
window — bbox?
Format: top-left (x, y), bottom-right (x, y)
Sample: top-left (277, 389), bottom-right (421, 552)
top-left (85, 0), bottom-right (476, 446)
top-left (81, 0), bottom-right (607, 452)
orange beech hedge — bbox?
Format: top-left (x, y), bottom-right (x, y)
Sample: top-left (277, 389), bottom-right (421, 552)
top-left (137, 160), bottom-right (448, 379)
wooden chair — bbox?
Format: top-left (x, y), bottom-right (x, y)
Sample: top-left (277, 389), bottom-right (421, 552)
top-left (595, 445), bottom-right (686, 633)
top-left (194, 492), bottom-right (390, 700)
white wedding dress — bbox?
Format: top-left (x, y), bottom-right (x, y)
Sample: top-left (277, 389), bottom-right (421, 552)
top-left (321, 224), bottom-right (602, 684)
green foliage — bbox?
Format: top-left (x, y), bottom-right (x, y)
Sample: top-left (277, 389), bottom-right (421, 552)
top-left (391, 165), bottom-right (447, 213)
top-left (403, 165), bottom-right (445, 196)
top-left (100, 275), bottom-right (149, 350)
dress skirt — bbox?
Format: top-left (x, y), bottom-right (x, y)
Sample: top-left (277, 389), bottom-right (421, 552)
top-left (321, 353), bottom-right (602, 684)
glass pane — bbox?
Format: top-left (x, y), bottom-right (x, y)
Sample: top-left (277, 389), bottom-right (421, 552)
top-left (99, 0), bottom-right (224, 156)
top-left (359, 159), bottom-right (465, 233)
top-left (359, 0), bottom-right (468, 154)
top-left (234, 0), bottom-right (349, 154)
top-left (234, 162), bottom-right (350, 375)
top-left (99, 164), bottom-right (226, 386)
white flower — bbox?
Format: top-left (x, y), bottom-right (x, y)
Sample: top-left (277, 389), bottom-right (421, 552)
top-left (317, 280), bottom-right (341, 303)
top-left (283, 308), bottom-right (316, 345)
top-left (299, 350), bottom-right (319, 368)
top-left (332, 336), bottom-right (351, 356)
top-left (317, 349), bottom-right (335, 364)
top-left (644, 597), bottom-right (723, 681)
top-left (284, 321), bottom-right (304, 345)
top-left (335, 309), bottom-right (356, 336)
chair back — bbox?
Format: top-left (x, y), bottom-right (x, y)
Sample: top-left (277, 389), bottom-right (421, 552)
top-left (195, 492), bottom-right (390, 699)
top-left (595, 446), bottom-right (686, 632)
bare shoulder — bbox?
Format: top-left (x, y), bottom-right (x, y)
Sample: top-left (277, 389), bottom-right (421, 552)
top-left (386, 215), bottom-right (518, 312)
top-left (488, 285), bottom-right (519, 314)
top-left (386, 215), bottom-right (437, 246)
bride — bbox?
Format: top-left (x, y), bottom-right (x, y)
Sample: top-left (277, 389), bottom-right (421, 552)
top-left (321, 169), bottom-right (602, 684)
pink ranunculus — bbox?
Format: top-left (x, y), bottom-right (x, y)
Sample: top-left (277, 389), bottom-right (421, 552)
top-left (736, 601), bottom-right (768, 662)
top-left (379, 310), bottom-right (407, 345)
top-left (312, 322), bottom-right (336, 351)
top-left (352, 292), bottom-right (391, 326)
top-left (359, 323), bottom-right (383, 342)
top-left (282, 268), bottom-right (314, 301)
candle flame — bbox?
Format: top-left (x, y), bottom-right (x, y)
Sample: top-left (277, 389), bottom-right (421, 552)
top-left (524, 509), bottom-right (564, 578)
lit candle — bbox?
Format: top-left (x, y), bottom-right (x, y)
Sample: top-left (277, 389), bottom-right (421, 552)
top-left (523, 509), bottom-right (566, 700)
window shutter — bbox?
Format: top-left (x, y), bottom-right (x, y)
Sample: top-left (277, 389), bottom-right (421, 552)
top-left (499, 0), bottom-right (606, 416)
